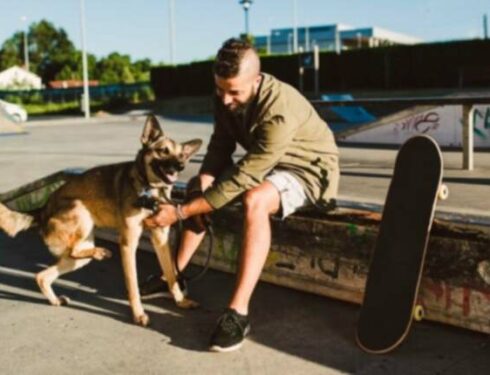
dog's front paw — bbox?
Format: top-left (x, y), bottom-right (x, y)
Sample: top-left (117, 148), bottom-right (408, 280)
top-left (176, 298), bottom-right (199, 309)
top-left (50, 295), bottom-right (71, 306)
top-left (133, 313), bottom-right (150, 327)
top-left (93, 247), bottom-right (112, 261)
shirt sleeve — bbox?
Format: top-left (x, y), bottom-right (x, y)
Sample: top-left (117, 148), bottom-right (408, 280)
top-left (199, 113), bottom-right (236, 177)
top-left (203, 114), bottom-right (298, 209)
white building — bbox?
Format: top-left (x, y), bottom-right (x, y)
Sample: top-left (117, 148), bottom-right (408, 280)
top-left (255, 24), bottom-right (422, 54)
top-left (0, 66), bottom-right (42, 90)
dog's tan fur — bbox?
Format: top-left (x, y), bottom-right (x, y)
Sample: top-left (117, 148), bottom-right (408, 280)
top-left (0, 115), bottom-right (202, 326)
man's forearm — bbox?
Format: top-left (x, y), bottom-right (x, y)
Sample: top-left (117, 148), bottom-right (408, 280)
top-left (181, 196), bottom-right (214, 219)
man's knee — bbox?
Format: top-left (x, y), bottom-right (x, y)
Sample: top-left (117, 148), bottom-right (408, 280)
top-left (242, 183), bottom-right (280, 216)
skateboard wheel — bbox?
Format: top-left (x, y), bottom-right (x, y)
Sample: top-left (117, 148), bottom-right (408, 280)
top-left (413, 305), bottom-right (424, 321)
top-left (438, 184), bottom-right (449, 200)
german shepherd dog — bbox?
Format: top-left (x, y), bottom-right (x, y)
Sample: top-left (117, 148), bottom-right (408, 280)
top-left (0, 115), bottom-right (202, 326)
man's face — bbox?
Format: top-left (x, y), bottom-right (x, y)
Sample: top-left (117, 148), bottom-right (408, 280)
top-left (214, 73), bottom-right (261, 115)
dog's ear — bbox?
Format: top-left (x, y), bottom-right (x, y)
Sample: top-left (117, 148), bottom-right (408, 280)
top-left (181, 139), bottom-right (203, 160)
top-left (141, 115), bottom-right (164, 146)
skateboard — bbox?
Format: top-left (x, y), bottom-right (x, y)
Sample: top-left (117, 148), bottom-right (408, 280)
top-left (356, 135), bottom-right (448, 354)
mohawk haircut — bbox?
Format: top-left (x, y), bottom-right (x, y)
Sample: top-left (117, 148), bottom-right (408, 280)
top-left (213, 38), bottom-right (259, 78)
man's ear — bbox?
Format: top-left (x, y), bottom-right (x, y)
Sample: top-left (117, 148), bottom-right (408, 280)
top-left (181, 139), bottom-right (203, 160)
top-left (141, 114), bottom-right (164, 146)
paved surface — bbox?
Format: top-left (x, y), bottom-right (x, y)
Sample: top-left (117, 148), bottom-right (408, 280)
top-left (0, 115), bottom-right (489, 374)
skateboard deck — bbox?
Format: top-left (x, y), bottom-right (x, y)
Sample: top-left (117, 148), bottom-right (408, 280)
top-left (356, 135), bottom-right (446, 354)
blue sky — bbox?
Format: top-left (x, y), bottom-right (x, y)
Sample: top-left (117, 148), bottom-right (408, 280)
top-left (1, 0), bottom-right (488, 64)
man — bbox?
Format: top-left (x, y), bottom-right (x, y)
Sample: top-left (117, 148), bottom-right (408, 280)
top-left (144, 38), bottom-right (339, 352)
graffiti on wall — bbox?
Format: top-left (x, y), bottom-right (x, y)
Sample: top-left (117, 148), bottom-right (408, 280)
top-left (346, 104), bottom-right (490, 147)
top-left (395, 111), bottom-right (440, 134)
top-left (469, 107), bottom-right (490, 139)
top-left (394, 106), bottom-right (490, 140)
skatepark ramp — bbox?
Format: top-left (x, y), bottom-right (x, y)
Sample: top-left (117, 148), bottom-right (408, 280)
top-left (0, 105), bottom-right (25, 135)
top-left (313, 95), bottom-right (490, 170)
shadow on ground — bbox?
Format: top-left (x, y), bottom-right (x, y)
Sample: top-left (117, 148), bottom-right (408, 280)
top-left (1, 229), bottom-right (489, 374)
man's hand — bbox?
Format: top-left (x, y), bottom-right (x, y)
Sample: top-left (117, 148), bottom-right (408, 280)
top-left (144, 204), bottom-right (178, 228)
top-left (143, 195), bottom-right (214, 229)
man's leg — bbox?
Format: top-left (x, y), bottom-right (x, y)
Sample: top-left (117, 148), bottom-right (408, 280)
top-left (229, 181), bottom-right (280, 315)
top-left (140, 175), bottom-right (213, 297)
top-left (209, 181), bottom-right (280, 352)
top-left (175, 226), bottom-right (207, 271)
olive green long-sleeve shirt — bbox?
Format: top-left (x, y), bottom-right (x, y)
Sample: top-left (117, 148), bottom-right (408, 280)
top-left (200, 73), bottom-right (339, 210)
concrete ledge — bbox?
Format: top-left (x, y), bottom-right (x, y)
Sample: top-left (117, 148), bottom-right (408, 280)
top-left (2, 170), bottom-right (490, 334)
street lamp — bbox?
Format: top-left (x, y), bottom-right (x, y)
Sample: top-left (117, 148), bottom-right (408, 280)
top-left (239, 0), bottom-right (253, 37)
top-left (20, 16), bottom-right (29, 71)
top-left (292, 0), bottom-right (298, 53)
top-left (80, 0), bottom-right (90, 119)
top-left (168, 0), bottom-right (176, 64)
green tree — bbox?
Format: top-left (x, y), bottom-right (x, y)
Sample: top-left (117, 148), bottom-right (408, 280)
top-left (0, 19), bottom-right (152, 85)
top-left (0, 32), bottom-right (24, 71)
top-left (96, 52), bottom-right (135, 84)
top-left (54, 50), bottom-right (97, 81)
top-left (132, 58), bottom-right (152, 81)
top-left (0, 19), bottom-right (77, 83)
top-left (29, 20), bottom-right (77, 83)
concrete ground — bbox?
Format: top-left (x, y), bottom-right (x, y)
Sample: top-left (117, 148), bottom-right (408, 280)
top-left (0, 115), bottom-right (489, 374)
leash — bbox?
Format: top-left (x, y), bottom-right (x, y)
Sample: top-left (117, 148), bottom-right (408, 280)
top-left (136, 187), bottom-right (214, 285)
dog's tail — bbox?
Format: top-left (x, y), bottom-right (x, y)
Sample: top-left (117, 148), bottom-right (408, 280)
top-left (0, 202), bottom-right (37, 237)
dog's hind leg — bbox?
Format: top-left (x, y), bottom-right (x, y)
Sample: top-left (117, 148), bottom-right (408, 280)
top-left (36, 256), bottom-right (91, 306)
top-left (70, 246), bottom-right (112, 261)
top-left (150, 227), bottom-right (199, 309)
top-left (36, 231), bottom-right (105, 306)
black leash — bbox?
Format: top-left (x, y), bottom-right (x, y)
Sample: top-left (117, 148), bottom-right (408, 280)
top-left (173, 218), bottom-right (214, 283)
top-left (136, 187), bottom-right (214, 285)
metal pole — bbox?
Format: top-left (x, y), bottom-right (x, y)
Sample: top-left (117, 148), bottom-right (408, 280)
top-left (298, 46), bottom-right (304, 92)
top-left (305, 26), bottom-right (310, 52)
top-left (20, 16), bottom-right (29, 71)
top-left (335, 27), bottom-right (341, 54)
top-left (292, 0), bottom-right (298, 53)
top-left (169, 0), bottom-right (176, 64)
top-left (239, 1), bottom-right (252, 38)
top-left (80, 0), bottom-right (90, 119)
top-left (484, 14), bottom-right (488, 39)
top-left (462, 104), bottom-right (474, 170)
top-left (314, 44), bottom-right (319, 96)
top-left (245, 7), bottom-right (250, 36)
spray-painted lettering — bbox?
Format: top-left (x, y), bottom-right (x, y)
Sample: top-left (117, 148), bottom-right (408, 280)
top-left (396, 111), bottom-right (440, 134)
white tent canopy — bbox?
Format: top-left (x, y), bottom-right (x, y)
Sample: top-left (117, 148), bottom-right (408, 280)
top-left (0, 66), bottom-right (42, 90)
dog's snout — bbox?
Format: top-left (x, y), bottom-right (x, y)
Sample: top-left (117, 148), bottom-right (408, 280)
top-left (166, 160), bottom-right (185, 173)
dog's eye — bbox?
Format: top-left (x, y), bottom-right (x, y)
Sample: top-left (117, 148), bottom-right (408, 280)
top-left (160, 147), bottom-right (169, 155)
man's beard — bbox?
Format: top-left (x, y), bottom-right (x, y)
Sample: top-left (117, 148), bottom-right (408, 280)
top-left (225, 90), bottom-right (256, 116)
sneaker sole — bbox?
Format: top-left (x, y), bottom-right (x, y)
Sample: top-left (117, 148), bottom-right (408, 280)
top-left (209, 342), bottom-right (244, 353)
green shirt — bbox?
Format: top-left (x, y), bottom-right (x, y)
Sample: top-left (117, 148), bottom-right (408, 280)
top-left (201, 73), bottom-right (339, 210)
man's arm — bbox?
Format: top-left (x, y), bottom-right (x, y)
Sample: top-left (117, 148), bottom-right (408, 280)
top-left (202, 114), bottom-right (298, 210)
top-left (199, 109), bottom-right (236, 178)
top-left (144, 174), bottom-right (215, 228)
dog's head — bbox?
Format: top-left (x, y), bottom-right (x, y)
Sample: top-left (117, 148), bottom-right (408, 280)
top-left (137, 115), bottom-right (202, 188)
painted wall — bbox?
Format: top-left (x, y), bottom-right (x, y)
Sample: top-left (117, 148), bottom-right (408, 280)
top-left (345, 105), bottom-right (490, 148)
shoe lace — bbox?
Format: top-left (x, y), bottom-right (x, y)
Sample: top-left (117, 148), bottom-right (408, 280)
top-left (217, 311), bottom-right (244, 335)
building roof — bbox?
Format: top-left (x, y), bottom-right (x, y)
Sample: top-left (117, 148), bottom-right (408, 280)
top-left (0, 66), bottom-right (42, 90)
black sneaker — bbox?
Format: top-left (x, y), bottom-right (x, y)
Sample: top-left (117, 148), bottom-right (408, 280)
top-left (209, 308), bottom-right (250, 352)
top-left (139, 274), bottom-right (187, 300)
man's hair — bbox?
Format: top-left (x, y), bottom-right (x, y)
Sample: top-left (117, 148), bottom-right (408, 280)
top-left (213, 38), bottom-right (259, 78)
